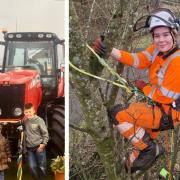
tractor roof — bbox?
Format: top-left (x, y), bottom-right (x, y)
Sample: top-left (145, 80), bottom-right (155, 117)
top-left (4, 32), bottom-right (62, 43)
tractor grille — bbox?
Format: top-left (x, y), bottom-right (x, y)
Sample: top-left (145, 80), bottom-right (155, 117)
top-left (0, 84), bottom-right (25, 119)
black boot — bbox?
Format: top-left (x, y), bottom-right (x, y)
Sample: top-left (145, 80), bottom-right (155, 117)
top-left (130, 140), bottom-right (165, 173)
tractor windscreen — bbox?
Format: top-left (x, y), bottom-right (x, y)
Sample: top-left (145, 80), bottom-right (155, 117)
top-left (5, 41), bottom-right (55, 75)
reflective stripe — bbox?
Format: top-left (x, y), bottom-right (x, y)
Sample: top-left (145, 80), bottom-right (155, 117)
top-left (148, 86), bottom-right (156, 99)
top-left (158, 52), bottom-right (180, 85)
top-left (155, 51), bottom-right (180, 100)
top-left (160, 86), bottom-right (180, 99)
top-left (156, 144), bottom-right (161, 156)
top-left (111, 48), bottom-right (121, 61)
top-left (117, 122), bottom-right (133, 134)
top-left (131, 53), bottom-right (139, 68)
top-left (157, 69), bottom-right (164, 85)
top-left (129, 154), bottom-right (136, 164)
top-left (129, 127), bottom-right (145, 144)
top-left (133, 140), bottom-right (147, 150)
top-left (129, 150), bottom-right (139, 164)
top-left (142, 50), bottom-right (152, 63)
top-left (151, 48), bottom-right (159, 63)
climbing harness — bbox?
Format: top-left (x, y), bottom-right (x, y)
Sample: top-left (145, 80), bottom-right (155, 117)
top-left (152, 104), bottom-right (174, 132)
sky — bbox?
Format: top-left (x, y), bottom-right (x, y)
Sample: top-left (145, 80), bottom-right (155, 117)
top-left (0, 0), bottom-right (65, 40)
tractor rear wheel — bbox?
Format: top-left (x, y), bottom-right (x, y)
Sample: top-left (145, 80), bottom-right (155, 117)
top-left (49, 104), bottom-right (64, 156)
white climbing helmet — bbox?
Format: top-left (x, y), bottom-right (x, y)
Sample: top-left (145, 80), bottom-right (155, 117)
top-left (133, 8), bottom-right (180, 32)
top-left (149, 9), bottom-right (179, 31)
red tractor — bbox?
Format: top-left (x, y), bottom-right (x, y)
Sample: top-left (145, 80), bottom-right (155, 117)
top-left (0, 32), bottom-right (64, 156)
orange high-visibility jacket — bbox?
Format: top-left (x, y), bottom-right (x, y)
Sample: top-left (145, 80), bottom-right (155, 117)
top-left (111, 45), bottom-right (180, 104)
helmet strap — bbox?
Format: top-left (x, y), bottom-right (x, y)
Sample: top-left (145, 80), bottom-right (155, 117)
top-left (170, 29), bottom-right (178, 46)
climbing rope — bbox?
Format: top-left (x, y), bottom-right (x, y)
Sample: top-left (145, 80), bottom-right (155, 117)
top-left (165, 131), bottom-right (171, 179)
top-left (170, 130), bottom-right (175, 180)
top-left (70, 61), bottom-right (130, 91)
top-left (164, 130), bottom-right (175, 180)
top-left (132, 87), bottom-right (156, 105)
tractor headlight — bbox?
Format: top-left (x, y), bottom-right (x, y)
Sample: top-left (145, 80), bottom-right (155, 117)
top-left (8, 34), bottom-right (14, 38)
top-left (16, 34), bottom-right (22, 38)
top-left (13, 108), bottom-right (22, 116)
top-left (38, 34), bottom-right (44, 38)
top-left (46, 33), bottom-right (52, 38)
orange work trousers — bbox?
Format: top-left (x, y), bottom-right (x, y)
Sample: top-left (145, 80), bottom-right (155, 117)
top-left (115, 102), bottom-right (180, 150)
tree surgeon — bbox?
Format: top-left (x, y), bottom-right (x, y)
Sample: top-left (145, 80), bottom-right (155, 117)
top-left (94, 8), bottom-right (180, 173)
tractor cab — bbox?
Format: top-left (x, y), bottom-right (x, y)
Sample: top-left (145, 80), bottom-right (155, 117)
top-left (1, 32), bottom-right (64, 101)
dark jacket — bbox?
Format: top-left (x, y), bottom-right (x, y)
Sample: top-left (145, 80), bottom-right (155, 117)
top-left (0, 134), bottom-right (11, 170)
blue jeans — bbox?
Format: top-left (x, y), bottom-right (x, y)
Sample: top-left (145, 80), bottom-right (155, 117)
top-left (27, 148), bottom-right (46, 180)
top-left (0, 171), bottom-right (4, 180)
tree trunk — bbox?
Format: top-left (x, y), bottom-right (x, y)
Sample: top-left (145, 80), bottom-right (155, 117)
top-left (70, 2), bottom-right (121, 179)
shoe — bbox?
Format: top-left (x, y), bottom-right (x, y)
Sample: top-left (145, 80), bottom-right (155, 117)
top-left (129, 141), bottom-right (165, 173)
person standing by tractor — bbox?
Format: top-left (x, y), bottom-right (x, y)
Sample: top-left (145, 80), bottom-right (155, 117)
top-left (94, 8), bottom-right (180, 173)
top-left (0, 124), bottom-right (11, 180)
top-left (23, 103), bottom-right (49, 179)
